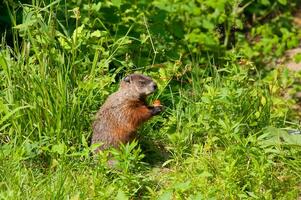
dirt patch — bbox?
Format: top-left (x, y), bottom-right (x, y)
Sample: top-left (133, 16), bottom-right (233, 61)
top-left (285, 48), bottom-right (301, 71)
top-left (281, 8), bottom-right (301, 71)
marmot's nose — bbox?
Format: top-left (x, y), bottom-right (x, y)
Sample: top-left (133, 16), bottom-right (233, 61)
top-left (153, 83), bottom-right (157, 90)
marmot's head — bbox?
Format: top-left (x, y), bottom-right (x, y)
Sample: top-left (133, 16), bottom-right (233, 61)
top-left (120, 73), bottom-right (157, 98)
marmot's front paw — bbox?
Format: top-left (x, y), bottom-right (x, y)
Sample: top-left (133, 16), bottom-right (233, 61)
top-left (151, 100), bottom-right (164, 115)
top-left (151, 106), bottom-right (163, 115)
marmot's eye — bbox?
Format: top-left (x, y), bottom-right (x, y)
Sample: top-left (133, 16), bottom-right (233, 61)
top-left (138, 80), bottom-right (146, 85)
top-left (124, 76), bottom-right (130, 83)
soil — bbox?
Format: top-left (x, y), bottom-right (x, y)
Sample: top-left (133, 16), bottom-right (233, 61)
top-left (285, 10), bottom-right (301, 71)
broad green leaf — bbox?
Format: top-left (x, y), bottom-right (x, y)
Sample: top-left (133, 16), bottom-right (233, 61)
top-left (91, 30), bottom-right (102, 37)
top-left (115, 189), bottom-right (128, 200)
top-left (112, 0), bottom-right (121, 8)
top-left (278, 0), bottom-right (287, 5)
top-left (158, 191), bottom-right (173, 200)
top-left (52, 143), bottom-right (66, 155)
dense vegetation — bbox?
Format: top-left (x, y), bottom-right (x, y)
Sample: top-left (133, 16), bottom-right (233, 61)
top-left (1, 0), bottom-right (301, 199)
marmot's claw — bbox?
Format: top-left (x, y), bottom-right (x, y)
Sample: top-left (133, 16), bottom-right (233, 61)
top-left (152, 105), bottom-right (163, 115)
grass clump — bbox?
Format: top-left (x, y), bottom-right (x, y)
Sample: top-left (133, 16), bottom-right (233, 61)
top-left (1, 0), bottom-right (301, 199)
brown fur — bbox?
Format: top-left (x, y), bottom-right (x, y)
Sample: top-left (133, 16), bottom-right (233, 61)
top-left (91, 74), bottom-right (162, 152)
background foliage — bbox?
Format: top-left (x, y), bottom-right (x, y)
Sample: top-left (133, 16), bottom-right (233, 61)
top-left (0, 0), bottom-right (301, 199)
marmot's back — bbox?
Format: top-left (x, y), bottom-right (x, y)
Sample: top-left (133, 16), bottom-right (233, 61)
top-left (91, 74), bottom-right (163, 152)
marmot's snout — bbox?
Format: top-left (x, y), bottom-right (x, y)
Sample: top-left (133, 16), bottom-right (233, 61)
top-left (140, 80), bottom-right (157, 96)
top-left (146, 81), bottom-right (157, 95)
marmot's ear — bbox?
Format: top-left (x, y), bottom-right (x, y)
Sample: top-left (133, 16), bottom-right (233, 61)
top-left (124, 76), bottom-right (130, 83)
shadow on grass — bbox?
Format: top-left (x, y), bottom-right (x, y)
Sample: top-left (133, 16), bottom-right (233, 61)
top-left (139, 137), bottom-right (170, 166)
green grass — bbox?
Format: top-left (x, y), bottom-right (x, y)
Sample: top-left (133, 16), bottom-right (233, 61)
top-left (1, 0), bottom-right (301, 199)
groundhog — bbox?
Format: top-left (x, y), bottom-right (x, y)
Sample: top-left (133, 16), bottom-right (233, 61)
top-left (91, 73), bottom-right (163, 152)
